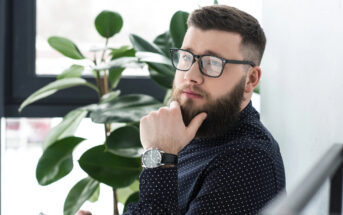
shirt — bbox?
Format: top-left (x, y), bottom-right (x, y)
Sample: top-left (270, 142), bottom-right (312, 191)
top-left (125, 101), bottom-right (286, 215)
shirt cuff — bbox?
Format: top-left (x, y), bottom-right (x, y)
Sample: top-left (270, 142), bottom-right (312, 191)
top-left (139, 166), bottom-right (178, 204)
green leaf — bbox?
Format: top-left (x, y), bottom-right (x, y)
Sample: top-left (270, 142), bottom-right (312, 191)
top-left (88, 184), bottom-right (100, 203)
top-left (109, 67), bottom-right (125, 89)
top-left (129, 179), bottom-right (139, 192)
top-left (95, 10), bottom-right (123, 38)
top-left (48, 36), bottom-right (85, 59)
top-left (116, 179), bottom-right (139, 204)
top-left (129, 33), bottom-right (175, 89)
top-left (42, 108), bottom-right (88, 150)
top-left (129, 34), bottom-right (163, 54)
top-left (163, 89), bottom-right (173, 105)
top-left (110, 46), bottom-right (136, 59)
top-left (123, 191), bottom-right (140, 213)
top-left (93, 57), bottom-right (141, 71)
top-left (57, 65), bottom-right (84, 80)
top-left (63, 177), bottom-right (99, 215)
top-left (153, 31), bottom-right (174, 56)
top-left (79, 145), bottom-right (141, 188)
top-left (100, 90), bottom-right (121, 104)
top-left (170, 11), bottom-right (189, 48)
top-left (18, 78), bottom-right (99, 112)
top-left (254, 83), bottom-right (260, 94)
top-left (148, 67), bottom-right (174, 89)
top-left (106, 125), bottom-right (143, 158)
top-left (136, 51), bottom-right (172, 66)
top-left (117, 186), bottom-right (135, 204)
top-left (36, 136), bottom-right (85, 185)
top-left (90, 94), bottom-right (162, 123)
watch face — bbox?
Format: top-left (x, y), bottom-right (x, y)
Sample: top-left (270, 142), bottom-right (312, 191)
top-left (142, 149), bottom-right (162, 168)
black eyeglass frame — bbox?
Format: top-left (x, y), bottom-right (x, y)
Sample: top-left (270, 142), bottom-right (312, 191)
top-left (170, 48), bottom-right (256, 78)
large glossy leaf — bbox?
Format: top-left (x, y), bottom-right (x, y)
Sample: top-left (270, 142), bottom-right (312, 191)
top-left (48, 36), bottom-right (85, 59)
top-left (129, 34), bottom-right (163, 54)
top-left (18, 78), bottom-right (98, 112)
top-left (100, 90), bottom-right (121, 104)
top-left (63, 177), bottom-right (99, 215)
top-left (42, 108), bottom-right (88, 150)
top-left (95, 10), bottom-right (123, 38)
top-left (136, 52), bottom-right (172, 66)
top-left (93, 57), bottom-right (142, 70)
top-left (57, 65), bottom-right (84, 80)
top-left (123, 191), bottom-right (140, 213)
top-left (36, 136), bottom-right (85, 185)
top-left (129, 33), bottom-right (175, 89)
top-left (110, 46), bottom-right (136, 59)
top-left (90, 94), bottom-right (162, 123)
top-left (153, 31), bottom-right (174, 56)
top-left (170, 11), bottom-right (189, 48)
top-left (109, 67), bottom-right (125, 89)
top-left (148, 67), bottom-right (173, 89)
top-left (79, 145), bottom-right (141, 188)
top-left (106, 125), bottom-right (143, 158)
top-left (88, 185), bottom-right (100, 203)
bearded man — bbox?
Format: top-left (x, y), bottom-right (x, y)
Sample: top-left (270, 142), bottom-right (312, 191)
top-left (126, 4), bottom-right (286, 215)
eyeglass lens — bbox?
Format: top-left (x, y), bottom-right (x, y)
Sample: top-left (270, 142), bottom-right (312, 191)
top-left (172, 50), bottom-right (222, 77)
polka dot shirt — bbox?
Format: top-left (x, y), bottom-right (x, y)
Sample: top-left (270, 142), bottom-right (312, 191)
top-left (125, 101), bottom-right (286, 214)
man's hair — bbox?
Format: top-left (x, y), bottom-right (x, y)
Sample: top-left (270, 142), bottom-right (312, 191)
top-left (187, 5), bottom-right (266, 65)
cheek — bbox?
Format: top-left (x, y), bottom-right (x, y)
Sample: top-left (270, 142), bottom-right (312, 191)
top-left (173, 71), bottom-right (184, 86)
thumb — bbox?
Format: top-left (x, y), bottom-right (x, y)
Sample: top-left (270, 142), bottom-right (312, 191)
top-left (186, 112), bottom-right (207, 137)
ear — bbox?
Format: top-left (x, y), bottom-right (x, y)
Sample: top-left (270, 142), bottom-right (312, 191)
top-left (244, 66), bottom-right (261, 93)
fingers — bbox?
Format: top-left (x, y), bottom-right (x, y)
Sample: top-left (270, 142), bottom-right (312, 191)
top-left (169, 100), bottom-right (180, 109)
top-left (187, 112), bottom-right (207, 137)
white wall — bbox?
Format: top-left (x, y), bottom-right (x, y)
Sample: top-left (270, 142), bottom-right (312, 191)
top-left (261, 0), bottom-right (343, 210)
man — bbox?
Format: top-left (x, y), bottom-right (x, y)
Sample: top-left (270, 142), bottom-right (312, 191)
top-left (127, 4), bottom-right (286, 215)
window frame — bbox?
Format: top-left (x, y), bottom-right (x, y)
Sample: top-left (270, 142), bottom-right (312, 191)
top-left (0, 0), bottom-right (166, 118)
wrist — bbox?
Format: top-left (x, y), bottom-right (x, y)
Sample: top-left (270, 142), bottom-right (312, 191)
top-left (141, 148), bottom-right (178, 168)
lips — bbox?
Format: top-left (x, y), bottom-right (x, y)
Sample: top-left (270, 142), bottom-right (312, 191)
top-left (182, 89), bottom-right (202, 99)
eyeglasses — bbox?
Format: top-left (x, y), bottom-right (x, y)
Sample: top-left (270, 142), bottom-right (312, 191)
top-left (170, 48), bottom-right (255, 78)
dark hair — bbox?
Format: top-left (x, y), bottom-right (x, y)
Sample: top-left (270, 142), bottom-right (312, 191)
top-left (187, 5), bottom-right (266, 65)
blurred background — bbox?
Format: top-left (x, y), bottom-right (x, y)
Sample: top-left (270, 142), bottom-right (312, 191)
top-left (1, 0), bottom-right (343, 214)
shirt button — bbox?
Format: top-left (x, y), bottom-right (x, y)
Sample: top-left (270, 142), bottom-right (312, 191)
top-left (141, 179), bottom-right (145, 184)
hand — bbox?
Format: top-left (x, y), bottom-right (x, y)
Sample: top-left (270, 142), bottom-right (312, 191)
top-left (77, 210), bottom-right (92, 215)
top-left (140, 101), bottom-right (207, 155)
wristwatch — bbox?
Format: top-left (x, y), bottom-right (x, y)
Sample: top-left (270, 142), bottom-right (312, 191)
top-left (141, 148), bottom-right (178, 168)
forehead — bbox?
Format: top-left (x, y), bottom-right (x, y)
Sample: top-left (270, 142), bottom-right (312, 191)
top-left (181, 27), bottom-right (243, 59)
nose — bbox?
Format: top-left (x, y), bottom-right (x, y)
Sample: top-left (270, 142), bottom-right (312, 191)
top-left (183, 58), bottom-right (204, 85)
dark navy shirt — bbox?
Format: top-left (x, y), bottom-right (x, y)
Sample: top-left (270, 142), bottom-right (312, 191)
top-left (125, 101), bottom-right (286, 214)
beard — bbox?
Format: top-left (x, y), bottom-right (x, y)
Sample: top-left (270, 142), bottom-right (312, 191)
top-left (170, 76), bottom-right (246, 138)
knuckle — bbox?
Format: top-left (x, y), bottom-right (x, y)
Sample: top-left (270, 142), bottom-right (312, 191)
top-left (157, 107), bottom-right (168, 114)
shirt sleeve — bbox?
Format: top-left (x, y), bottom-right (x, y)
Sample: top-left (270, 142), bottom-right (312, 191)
top-left (185, 149), bottom-right (278, 215)
top-left (124, 167), bottom-right (178, 215)
top-left (124, 149), bottom-right (279, 215)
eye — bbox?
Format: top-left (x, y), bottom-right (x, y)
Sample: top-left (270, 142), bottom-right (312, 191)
top-left (182, 54), bottom-right (192, 62)
top-left (209, 59), bottom-right (221, 66)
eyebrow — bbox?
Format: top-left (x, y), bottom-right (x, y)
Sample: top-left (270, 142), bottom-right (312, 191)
top-left (183, 47), bottom-right (225, 58)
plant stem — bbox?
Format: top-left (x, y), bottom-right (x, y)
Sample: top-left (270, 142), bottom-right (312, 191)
top-left (113, 188), bottom-right (119, 215)
top-left (104, 70), bottom-right (109, 94)
top-left (100, 38), bottom-right (118, 215)
top-left (95, 70), bottom-right (104, 96)
top-left (93, 54), bottom-right (104, 97)
top-left (101, 38), bottom-right (110, 94)
top-left (101, 38), bottom-right (109, 63)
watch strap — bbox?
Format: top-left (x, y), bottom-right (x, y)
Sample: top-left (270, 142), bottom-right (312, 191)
top-left (161, 153), bottom-right (178, 165)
